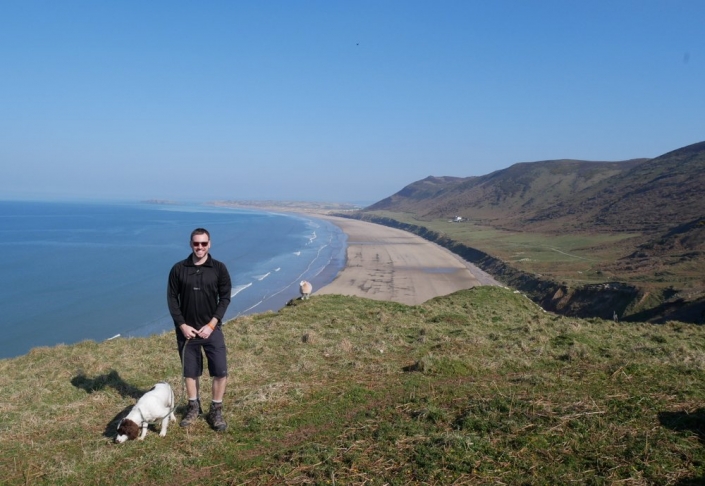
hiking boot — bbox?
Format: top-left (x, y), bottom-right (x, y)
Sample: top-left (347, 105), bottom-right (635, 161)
top-left (180, 399), bottom-right (202, 427)
top-left (208, 402), bottom-right (227, 432)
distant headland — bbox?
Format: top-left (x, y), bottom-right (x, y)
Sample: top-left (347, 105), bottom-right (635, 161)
top-left (208, 200), bottom-right (362, 214)
top-left (141, 199), bottom-right (178, 205)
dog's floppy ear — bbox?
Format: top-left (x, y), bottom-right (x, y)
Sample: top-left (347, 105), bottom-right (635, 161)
top-left (117, 418), bottom-right (140, 440)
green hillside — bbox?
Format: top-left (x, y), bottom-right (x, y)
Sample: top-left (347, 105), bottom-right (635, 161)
top-left (528, 141), bottom-right (705, 234)
top-left (368, 159), bottom-right (647, 227)
top-left (369, 141), bottom-right (705, 237)
top-left (362, 141), bottom-right (705, 322)
top-left (2, 289), bottom-right (705, 484)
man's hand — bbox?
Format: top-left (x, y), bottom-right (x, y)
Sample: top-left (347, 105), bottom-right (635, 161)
top-left (195, 319), bottom-right (219, 339)
top-left (179, 324), bottom-right (199, 340)
top-left (196, 326), bottom-right (214, 339)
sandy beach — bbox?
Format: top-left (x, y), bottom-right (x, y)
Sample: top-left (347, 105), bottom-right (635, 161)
top-left (314, 215), bottom-right (501, 305)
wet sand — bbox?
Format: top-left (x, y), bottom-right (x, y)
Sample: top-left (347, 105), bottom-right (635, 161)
top-left (314, 215), bottom-right (501, 305)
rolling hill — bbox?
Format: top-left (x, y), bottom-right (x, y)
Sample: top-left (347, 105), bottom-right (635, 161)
top-left (369, 158), bottom-right (647, 227)
top-left (527, 141), bottom-right (705, 234)
top-left (362, 140), bottom-right (705, 323)
top-left (370, 141), bottom-right (705, 237)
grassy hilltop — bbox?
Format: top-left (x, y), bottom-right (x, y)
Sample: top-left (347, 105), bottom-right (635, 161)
top-left (2, 287), bottom-right (705, 485)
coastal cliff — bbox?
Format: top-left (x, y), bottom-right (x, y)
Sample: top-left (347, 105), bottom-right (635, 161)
top-left (338, 213), bottom-right (705, 324)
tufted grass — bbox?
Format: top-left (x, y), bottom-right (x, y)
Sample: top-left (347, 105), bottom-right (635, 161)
top-left (2, 286), bottom-right (705, 484)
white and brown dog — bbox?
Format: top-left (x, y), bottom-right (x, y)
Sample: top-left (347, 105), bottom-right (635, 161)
top-left (115, 382), bottom-right (176, 443)
top-left (299, 280), bottom-right (313, 300)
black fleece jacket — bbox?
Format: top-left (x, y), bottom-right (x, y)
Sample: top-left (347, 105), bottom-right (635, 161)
top-left (167, 254), bottom-right (232, 330)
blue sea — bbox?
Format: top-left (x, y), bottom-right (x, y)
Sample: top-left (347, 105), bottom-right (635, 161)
top-left (0, 200), bottom-right (347, 359)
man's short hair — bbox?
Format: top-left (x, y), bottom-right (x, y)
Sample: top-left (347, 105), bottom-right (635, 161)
top-left (190, 228), bottom-right (210, 241)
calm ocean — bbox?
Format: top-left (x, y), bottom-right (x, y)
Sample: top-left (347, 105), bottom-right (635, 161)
top-left (0, 200), bottom-right (347, 359)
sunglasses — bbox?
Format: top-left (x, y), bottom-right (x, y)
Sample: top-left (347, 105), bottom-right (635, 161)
top-left (191, 241), bottom-right (209, 247)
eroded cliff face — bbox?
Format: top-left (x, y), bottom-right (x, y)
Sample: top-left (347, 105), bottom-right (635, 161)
top-left (456, 245), bottom-right (641, 322)
top-left (340, 213), bottom-right (704, 324)
top-left (538, 283), bottom-right (640, 320)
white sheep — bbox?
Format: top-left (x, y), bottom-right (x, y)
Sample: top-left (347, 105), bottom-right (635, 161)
top-left (299, 280), bottom-right (313, 300)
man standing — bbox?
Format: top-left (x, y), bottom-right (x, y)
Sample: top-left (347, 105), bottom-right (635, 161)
top-left (167, 228), bottom-right (232, 432)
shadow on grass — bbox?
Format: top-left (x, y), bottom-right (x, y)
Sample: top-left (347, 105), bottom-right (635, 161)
top-left (71, 369), bottom-right (152, 440)
top-left (71, 369), bottom-right (145, 399)
top-left (659, 408), bottom-right (705, 485)
top-left (673, 479), bottom-right (705, 486)
top-left (659, 408), bottom-right (705, 443)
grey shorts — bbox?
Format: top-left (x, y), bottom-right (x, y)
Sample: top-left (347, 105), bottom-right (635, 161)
top-left (177, 327), bottom-right (228, 378)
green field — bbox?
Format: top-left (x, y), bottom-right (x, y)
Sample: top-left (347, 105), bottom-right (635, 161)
top-left (368, 210), bottom-right (650, 285)
top-left (2, 288), bottom-right (705, 485)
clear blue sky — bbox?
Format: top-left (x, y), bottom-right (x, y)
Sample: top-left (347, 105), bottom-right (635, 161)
top-left (1, 1), bottom-right (703, 205)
